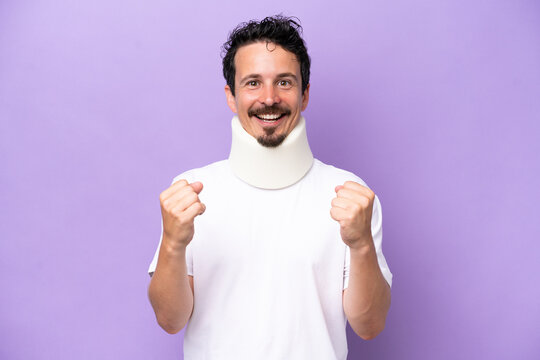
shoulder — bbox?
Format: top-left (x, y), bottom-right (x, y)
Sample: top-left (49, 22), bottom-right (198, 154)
top-left (312, 158), bottom-right (370, 189)
top-left (312, 159), bottom-right (382, 214)
top-left (170, 159), bottom-right (229, 185)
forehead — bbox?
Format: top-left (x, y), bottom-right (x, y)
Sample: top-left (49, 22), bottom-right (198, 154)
top-left (234, 42), bottom-right (300, 79)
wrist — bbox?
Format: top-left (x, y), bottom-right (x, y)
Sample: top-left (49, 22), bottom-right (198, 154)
top-left (349, 238), bottom-right (375, 255)
top-left (162, 234), bottom-right (188, 255)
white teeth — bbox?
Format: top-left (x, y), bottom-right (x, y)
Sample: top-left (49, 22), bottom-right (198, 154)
top-left (257, 114), bottom-right (282, 120)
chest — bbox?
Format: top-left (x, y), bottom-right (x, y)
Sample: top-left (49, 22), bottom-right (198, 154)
top-left (193, 185), bottom-right (344, 274)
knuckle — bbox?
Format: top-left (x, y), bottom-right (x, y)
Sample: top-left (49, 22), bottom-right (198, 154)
top-left (198, 203), bottom-right (206, 214)
top-left (162, 198), bottom-right (171, 209)
top-left (159, 192), bottom-right (167, 202)
top-left (171, 206), bottom-right (182, 217)
top-left (186, 192), bottom-right (198, 203)
top-left (175, 179), bottom-right (188, 186)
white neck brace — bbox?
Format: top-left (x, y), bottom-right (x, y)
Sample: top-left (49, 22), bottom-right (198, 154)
top-left (228, 115), bottom-right (314, 189)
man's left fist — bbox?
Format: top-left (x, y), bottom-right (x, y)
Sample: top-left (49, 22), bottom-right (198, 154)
top-left (330, 181), bottom-right (375, 250)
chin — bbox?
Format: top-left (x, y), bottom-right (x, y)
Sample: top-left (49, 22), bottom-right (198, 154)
top-left (257, 133), bottom-right (287, 148)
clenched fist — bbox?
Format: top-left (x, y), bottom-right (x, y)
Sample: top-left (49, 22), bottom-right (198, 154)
top-left (330, 181), bottom-right (375, 250)
top-left (159, 179), bottom-right (206, 249)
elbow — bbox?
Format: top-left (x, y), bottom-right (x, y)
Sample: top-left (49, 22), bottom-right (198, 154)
top-left (357, 325), bottom-right (384, 340)
top-left (157, 316), bottom-right (187, 335)
top-left (161, 325), bottom-right (183, 335)
top-left (148, 283), bottom-right (191, 335)
top-left (350, 318), bottom-right (386, 340)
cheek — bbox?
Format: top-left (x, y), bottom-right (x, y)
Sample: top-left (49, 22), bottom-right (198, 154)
top-left (238, 94), bottom-right (258, 110)
top-left (281, 93), bottom-right (302, 108)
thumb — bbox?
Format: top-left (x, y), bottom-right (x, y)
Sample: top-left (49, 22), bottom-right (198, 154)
top-left (189, 181), bottom-right (204, 194)
top-left (335, 185), bottom-right (344, 193)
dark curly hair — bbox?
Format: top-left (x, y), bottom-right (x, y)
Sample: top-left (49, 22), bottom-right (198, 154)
top-left (221, 15), bottom-right (311, 97)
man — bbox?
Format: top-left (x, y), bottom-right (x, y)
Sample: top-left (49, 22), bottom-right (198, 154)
top-left (148, 15), bottom-right (392, 360)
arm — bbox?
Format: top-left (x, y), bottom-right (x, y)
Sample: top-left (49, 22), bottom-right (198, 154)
top-left (148, 179), bottom-right (205, 334)
top-left (148, 240), bottom-right (194, 334)
top-left (343, 242), bottom-right (391, 339)
top-left (331, 181), bottom-right (391, 340)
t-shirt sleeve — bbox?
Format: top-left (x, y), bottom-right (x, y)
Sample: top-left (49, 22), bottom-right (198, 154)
top-left (147, 175), bottom-right (195, 277)
top-left (343, 194), bottom-right (393, 289)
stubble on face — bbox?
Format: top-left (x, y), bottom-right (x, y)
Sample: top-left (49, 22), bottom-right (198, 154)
top-left (230, 42), bottom-right (307, 148)
top-left (248, 103), bottom-right (291, 147)
top-left (257, 131), bottom-right (286, 147)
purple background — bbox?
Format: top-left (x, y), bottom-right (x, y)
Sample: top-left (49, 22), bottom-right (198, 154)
top-left (1, 1), bottom-right (539, 359)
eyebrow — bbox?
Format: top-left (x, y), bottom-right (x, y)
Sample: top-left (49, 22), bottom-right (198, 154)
top-left (239, 72), bottom-right (298, 84)
top-left (276, 73), bottom-right (298, 81)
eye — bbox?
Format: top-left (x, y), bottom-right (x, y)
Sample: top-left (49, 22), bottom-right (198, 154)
top-left (278, 80), bottom-right (291, 86)
top-left (247, 80), bottom-right (259, 87)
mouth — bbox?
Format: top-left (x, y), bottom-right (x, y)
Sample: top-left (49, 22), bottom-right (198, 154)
top-left (253, 113), bottom-right (287, 124)
top-left (248, 105), bottom-right (291, 128)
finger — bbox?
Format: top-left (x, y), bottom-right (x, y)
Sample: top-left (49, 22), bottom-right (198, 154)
top-left (331, 196), bottom-right (353, 210)
top-left (335, 185), bottom-right (344, 193)
top-left (183, 201), bottom-right (206, 220)
top-left (189, 181), bottom-right (203, 194)
top-left (170, 190), bottom-right (200, 213)
top-left (161, 183), bottom-right (196, 208)
top-left (343, 181), bottom-right (375, 198)
top-left (160, 179), bottom-right (189, 200)
top-left (336, 187), bottom-right (365, 203)
top-left (330, 206), bottom-right (349, 222)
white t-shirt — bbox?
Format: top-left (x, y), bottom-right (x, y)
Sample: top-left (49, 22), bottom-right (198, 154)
top-left (148, 158), bottom-right (392, 360)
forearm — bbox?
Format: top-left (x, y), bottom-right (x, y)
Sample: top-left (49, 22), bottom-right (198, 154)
top-left (343, 241), bottom-right (391, 340)
top-left (148, 236), bottom-right (194, 334)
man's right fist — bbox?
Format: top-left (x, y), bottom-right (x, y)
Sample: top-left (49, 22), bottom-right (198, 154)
top-left (159, 179), bottom-right (206, 248)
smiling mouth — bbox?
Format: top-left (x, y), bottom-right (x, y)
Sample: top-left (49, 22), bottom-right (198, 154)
top-left (254, 113), bottom-right (286, 122)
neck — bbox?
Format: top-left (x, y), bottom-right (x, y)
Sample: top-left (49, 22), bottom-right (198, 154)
top-left (228, 115), bottom-right (314, 189)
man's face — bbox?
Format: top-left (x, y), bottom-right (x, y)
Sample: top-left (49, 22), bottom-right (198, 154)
top-left (225, 42), bottom-right (310, 147)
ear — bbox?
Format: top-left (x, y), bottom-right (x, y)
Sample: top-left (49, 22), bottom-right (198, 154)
top-left (225, 85), bottom-right (237, 113)
top-left (301, 83), bottom-right (310, 111)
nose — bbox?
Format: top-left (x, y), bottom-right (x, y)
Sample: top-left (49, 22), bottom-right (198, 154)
top-left (259, 84), bottom-right (280, 106)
